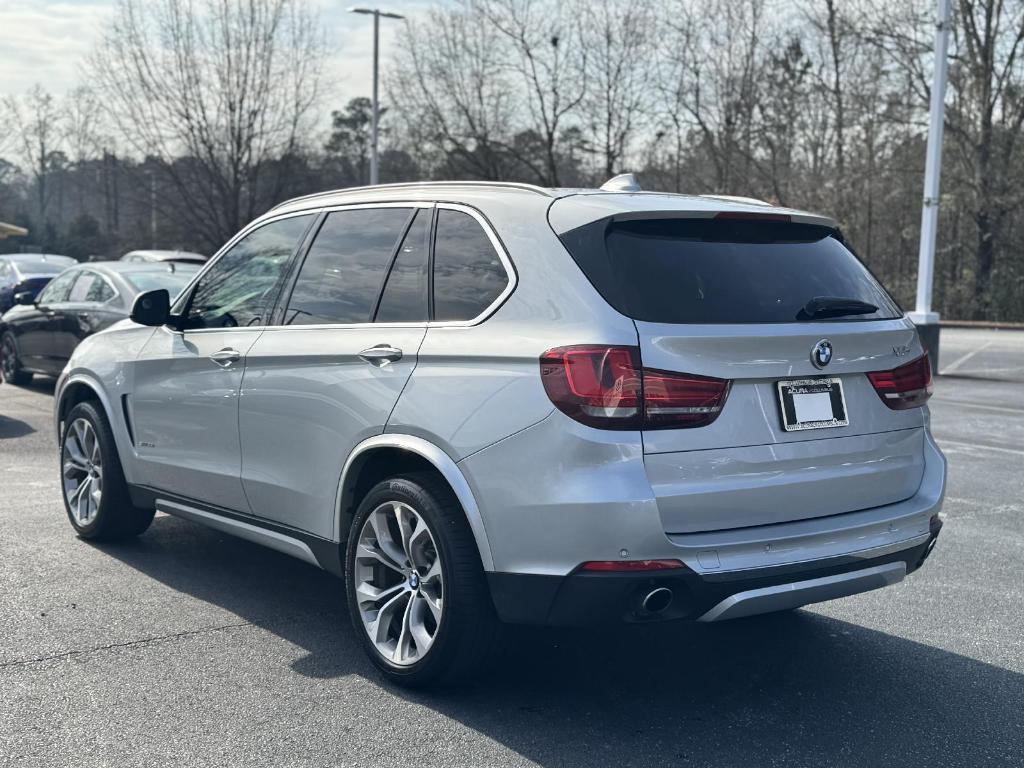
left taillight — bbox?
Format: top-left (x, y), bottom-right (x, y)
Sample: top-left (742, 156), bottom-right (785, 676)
top-left (866, 352), bottom-right (933, 410)
top-left (539, 345), bottom-right (731, 430)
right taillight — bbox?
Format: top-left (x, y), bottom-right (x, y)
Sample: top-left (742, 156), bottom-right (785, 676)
top-left (866, 352), bottom-right (933, 410)
top-left (540, 345), bottom-right (731, 430)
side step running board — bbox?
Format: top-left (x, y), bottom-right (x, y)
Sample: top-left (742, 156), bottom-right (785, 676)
top-left (156, 499), bottom-right (320, 567)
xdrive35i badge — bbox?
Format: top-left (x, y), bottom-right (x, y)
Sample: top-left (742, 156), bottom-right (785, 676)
top-left (811, 339), bottom-right (833, 369)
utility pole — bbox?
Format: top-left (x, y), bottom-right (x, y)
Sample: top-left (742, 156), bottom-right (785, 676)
top-left (348, 7), bottom-right (405, 186)
top-left (911, 0), bottom-right (951, 369)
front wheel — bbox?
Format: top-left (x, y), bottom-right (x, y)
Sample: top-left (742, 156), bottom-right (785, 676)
top-left (60, 401), bottom-right (155, 540)
top-left (345, 473), bottom-right (498, 687)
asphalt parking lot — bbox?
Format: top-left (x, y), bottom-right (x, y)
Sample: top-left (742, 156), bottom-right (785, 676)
top-left (1, 327), bottom-right (1021, 768)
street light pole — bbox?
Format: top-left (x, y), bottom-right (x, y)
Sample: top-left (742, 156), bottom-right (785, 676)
top-left (348, 7), bottom-right (405, 186)
top-left (911, 0), bottom-right (951, 368)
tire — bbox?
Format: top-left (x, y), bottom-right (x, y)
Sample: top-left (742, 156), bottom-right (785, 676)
top-left (1, 332), bottom-right (33, 385)
top-left (345, 472), bottom-right (499, 688)
top-left (60, 401), bottom-right (155, 541)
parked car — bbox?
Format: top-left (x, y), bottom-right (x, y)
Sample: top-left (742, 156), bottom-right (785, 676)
top-left (120, 249), bottom-right (207, 265)
top-left (51, 180), bottom-right (945, 687)
top-left (1, 261), bottom-right (199, 384)
top-left (0, 254), bottom-right (77, 314)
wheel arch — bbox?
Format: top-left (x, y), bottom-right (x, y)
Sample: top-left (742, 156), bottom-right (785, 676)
top-left (55, 374), bottom-right (115, 444)
top-left (335, 435), bottom-right (494, 571)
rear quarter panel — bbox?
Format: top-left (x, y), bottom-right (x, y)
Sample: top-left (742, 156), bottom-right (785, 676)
top-left (386, 193), bottom-right (640, 460)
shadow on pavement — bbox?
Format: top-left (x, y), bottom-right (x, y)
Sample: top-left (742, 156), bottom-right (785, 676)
top-left (0, 416), bottom-right (35, 439)
top-left (102, 514), bottom-right (1022, 767)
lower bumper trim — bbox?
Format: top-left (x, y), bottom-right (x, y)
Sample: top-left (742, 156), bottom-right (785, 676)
top-left (697, 561), bottom-right (907, 622)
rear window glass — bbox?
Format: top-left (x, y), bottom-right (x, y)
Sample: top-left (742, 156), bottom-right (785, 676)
top-left (14, 260), bottom-right (65, 275)
top-left (558, 217), bottom-right (902, 324)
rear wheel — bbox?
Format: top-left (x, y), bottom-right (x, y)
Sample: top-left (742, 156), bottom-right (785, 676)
top-left (60, 401), bottom-right (155, 540)
top-left (345, 473), bottom-right (498, 687)
top-left (1, 332), bottom-right (32, 385)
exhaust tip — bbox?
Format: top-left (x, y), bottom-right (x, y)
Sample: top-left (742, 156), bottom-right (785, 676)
top-left (641, 587), bottom-right (673, 614)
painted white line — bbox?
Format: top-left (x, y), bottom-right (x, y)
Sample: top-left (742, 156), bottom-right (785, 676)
top-left (940, 340), bottom-right (994, 374)
top-left (936, 438), bottom-right (1024, 457)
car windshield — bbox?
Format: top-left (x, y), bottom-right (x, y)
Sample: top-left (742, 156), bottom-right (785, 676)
top-left (124, 267), bottom-right (200, 295)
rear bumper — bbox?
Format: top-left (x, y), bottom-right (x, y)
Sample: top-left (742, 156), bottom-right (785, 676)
top-left (488, 514), bottom-right (942, 626)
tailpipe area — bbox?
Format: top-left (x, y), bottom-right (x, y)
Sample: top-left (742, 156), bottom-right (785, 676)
top-left (641, 587), bottom-right (673, 614)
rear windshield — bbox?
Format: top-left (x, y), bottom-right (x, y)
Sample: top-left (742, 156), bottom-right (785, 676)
top-left (558, 217), bottom-right (902, 324)
top-left (124, 267), bottom-right (199, 295)
top-left (14, 260), bottom-right (65, 275)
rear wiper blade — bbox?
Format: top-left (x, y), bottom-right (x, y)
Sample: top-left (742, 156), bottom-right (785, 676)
top-left (797, 296), bottom-right (878, 321)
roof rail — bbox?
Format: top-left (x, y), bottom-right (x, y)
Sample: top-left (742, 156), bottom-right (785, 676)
top-left (270, 180), bottom-right (554, 211)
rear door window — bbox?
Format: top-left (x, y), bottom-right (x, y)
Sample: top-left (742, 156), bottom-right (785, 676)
top-left (432, 209), bottom-right (508, 322)
top-left (558, 217), bottom-right (902, 324)
top-left (375, 209), bottom-right (430, 323)
top-left (284, 208), bottom-right (412, 325)
top-left (68, 272), bottom-right (98, 302)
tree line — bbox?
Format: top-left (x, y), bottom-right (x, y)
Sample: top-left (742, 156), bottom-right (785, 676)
top-left (1, 0), bottom-right (1022, 321)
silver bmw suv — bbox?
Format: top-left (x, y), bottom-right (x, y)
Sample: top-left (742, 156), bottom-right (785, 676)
top-left (53, 179), bottom-right (945, 686)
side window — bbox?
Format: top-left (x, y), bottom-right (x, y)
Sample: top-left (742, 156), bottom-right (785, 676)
top-left (86, 276), bottom-right (116, 303)
top-left (68, 272), bottom-right (98, 302)
top-left (185, 214), bottom-right (313, 329)
top-left (433, 209), bottom-right (508, 322)
top-left (284, 207), bottom-right (411, 326)
top-left (375, 209), bottom-right (430, 323)
top-left (37, 270), bottom-right (78, 304)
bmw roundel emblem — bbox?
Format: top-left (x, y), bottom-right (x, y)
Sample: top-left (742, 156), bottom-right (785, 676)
top-left (811, 339), bottom-right (833, 369)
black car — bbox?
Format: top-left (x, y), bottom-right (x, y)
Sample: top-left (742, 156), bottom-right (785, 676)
top-left (0, 261), bottom-right (199, 384)
top-left (0, 254), bottom-right (77, 314)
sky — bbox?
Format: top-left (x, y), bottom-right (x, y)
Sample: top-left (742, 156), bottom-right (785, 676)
top-left (0, 0), bottom-right (435, 127)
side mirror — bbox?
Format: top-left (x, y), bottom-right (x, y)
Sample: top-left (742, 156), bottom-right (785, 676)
top-left (130, 289), bottom-right (171, 326)
top-left (14, 290), bottom-right (36, 306)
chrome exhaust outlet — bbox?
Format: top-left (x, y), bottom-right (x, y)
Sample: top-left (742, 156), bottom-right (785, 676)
top-left (641, 587), bottom-right (673, 614)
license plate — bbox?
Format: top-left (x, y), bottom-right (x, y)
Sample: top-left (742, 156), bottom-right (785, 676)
top-left (777, 378), bottom-right (849, 432)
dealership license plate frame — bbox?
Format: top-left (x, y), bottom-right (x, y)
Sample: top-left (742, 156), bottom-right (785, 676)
top-left (776, 377), bottom-right (849, 432)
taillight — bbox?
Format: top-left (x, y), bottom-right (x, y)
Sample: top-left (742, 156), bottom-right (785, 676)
top-left (540, 345), bottom-right (731, 430)
top-left (867, 352), bottom-right (933, 410)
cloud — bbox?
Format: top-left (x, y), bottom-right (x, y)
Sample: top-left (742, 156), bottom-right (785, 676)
top-left (0, 0), bottom-right (435, 116)
top-left (0, 1), bottom-right (114, 97)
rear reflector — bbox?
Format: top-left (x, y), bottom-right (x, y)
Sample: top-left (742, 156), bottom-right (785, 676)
top-left (867, 352), bottom-right (933, 410)
top-left (540, 345), bottom-right (730, 430)
top-left (580, 559), bottom-right (684, 572)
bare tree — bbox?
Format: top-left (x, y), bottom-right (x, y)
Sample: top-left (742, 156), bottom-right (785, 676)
top-left (947, 0), bottom-right (1024, 316)
top-left (579, 0), bottom-right (653, 179)
top-left (389, 3), bottom-right (517, 180)
top-left (91, 0), bottom-right (325, 249)
top-left (2, 85), bottom-right (65, 224)
top-left (479, 0), bottom-right (587, 185)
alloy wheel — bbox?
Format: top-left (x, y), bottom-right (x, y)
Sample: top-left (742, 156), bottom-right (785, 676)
top-left (62, 418), bottom-right (103, 526)
top-left (353, 500), bottom-right (444, 666)
top-left (1, 335), bottom-right (16, 380)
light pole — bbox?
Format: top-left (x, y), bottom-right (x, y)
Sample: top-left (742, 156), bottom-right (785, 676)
top-left (348, 6), bottom-right (405, 186)
top-left (911, 0), bottom-right (951, 368)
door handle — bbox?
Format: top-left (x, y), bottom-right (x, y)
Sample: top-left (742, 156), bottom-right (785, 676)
top-left (358, 344), bottom-right (403, 367)
top-left (209, 347), bottom-right (241, 367)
